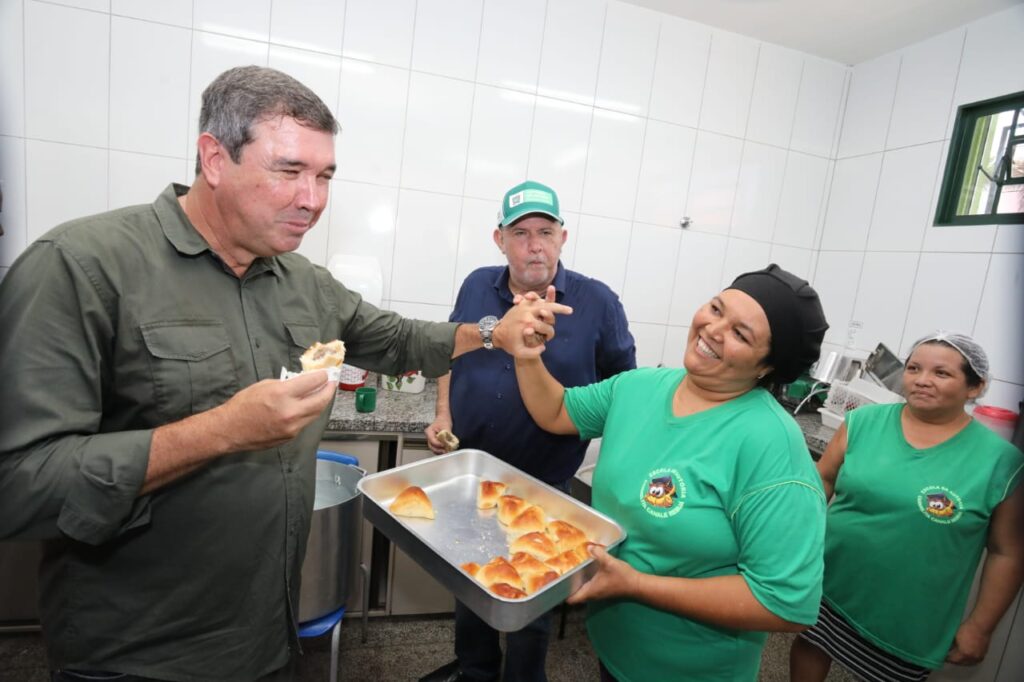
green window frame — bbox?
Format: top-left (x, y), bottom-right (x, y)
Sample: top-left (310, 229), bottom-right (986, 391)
top-left (934, 90), bottom-right (1024, 226)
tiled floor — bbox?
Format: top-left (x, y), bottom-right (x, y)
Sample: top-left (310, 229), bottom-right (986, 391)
top-left (0, 608), bottom-right (856, 681)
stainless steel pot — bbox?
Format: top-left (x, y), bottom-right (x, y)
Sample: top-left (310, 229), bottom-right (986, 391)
top-left (298, 453), bottom-right (365, 623)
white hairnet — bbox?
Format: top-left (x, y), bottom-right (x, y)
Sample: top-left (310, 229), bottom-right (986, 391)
top-left (908, 331), bottom-right (990, 394)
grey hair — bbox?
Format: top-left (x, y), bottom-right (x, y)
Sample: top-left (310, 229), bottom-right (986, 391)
top-left (195, 65), bottom-right (339, 175)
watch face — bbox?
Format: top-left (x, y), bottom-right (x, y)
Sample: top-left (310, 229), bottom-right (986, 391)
top-left (480, 315), bottom-right (499, 330)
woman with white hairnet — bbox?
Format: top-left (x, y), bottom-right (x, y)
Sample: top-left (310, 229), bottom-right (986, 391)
top-left (790, 332), bottom-right (1024, 682)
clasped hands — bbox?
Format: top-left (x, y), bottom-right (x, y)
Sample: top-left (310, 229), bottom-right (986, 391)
top-left (493, 285), bottom-right (573, 358)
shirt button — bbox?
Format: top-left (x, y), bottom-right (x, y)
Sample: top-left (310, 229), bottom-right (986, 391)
top-left (254, 338), bottom-right (261, 348)
top-left (505, 363), bottom-right (511, 370)
top-left (496, 392), bottom-right (502, 399)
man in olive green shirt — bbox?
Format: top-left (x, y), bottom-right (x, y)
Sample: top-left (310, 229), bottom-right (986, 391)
top-left (0, 67), bottom-right (569, 682)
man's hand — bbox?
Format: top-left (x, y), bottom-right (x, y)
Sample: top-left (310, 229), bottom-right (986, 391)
top-left (566, 545), bottom-right (641, 605)
top-left (424, 414), bottom-right (454, 455)
top-left (494, 285), bottom-right (572, 358)
top-left (214, 370), bottom-right (339, 452)
top-left (946, 620), bottom-right (991, 665)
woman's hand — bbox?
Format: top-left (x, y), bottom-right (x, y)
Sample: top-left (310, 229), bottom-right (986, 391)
top-left (566, 546), bottom-right (642, 605)
top-left (945, 620), bottom-right (991, 665)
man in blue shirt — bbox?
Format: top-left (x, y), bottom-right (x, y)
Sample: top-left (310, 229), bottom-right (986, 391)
top-left (420, 180), bottom-right (636, 682)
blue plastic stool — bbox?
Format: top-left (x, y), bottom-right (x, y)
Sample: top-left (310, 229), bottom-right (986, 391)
top-left (297, 451), bottom-right (364, 681)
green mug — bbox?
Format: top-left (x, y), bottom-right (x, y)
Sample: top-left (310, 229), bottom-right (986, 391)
top-left (355, 386), bottom-right (377, 413)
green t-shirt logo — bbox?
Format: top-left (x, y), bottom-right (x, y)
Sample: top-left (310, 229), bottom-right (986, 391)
top-left (917, 486), bottom-right (963, 525)
top-left (640, 468), bottom-right (686, 518)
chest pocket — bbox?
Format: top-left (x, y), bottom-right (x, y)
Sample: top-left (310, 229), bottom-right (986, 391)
top-left (284, 322), bottom-right (322, 371)
top-left (141, 321), bottom-right (240, 419)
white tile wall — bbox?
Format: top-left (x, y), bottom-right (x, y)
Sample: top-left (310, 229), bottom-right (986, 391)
top-left (400, 73), bottom-right (474, 195)
top-left (730, 142), bottom-right (787, 242)
top-left (686, 131), bottom-right (744, 234)
top-left (26, 140), bottom-right (108, 244)
top-left (648, 16), bottom-right (711, 128)
top-left (269, 0), bottom-right (346, 55)
top-left (698, 31), bottom-right (758, 138)
top-left (110, 17), bottom-right (192, 158)
top-left (594, 1), bottom-right (659, 116)
top-left (866, 143), bottom-right (943, 252)
top-left (900, 252), bottom-right (989, 356)
top-left (0, 0), bottom-right (25, 138)
top-left (621, 222), bottom-right (680, 324)
top-left (342, 0), bottom-right (415, 68)
top-left (25, 1), bottom-right (109, 147)
top-left (537, 0), bottom-right (606, 106)
top-left (580, 110), bottom-right (644, 220)
top-left (411, 0), bottom-right (483, 81)
top-left (837, 53), bottom-right (900, 159)
top-left (464, 87), bottom-right (535, 202)
top-left (194, 0), bottom-right (271, 42)
top-left (633, 121), bottom-right (696, 228)
top-left (6, 0), bottom-right (1021, 407)
top-left (972, 253), bottom-right (1024, 385)
top-left (886, 28), bottom-right (963, 149)
top-left (774, 152), bottom-right (829, 249)
top-left (337, 60), bottom-right (409, 187)
top-left (476, 0), bottom-right (546, 93)
top-left (0, 137), bottom-right (27, 267)
top-left (745, 44), bottom-right (802, 148)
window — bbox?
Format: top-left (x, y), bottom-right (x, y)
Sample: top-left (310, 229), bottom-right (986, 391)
top-left (934, 90), bottom-right (1024, 226)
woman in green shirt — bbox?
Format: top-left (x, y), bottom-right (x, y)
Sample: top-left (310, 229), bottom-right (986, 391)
top-left (790, 332), bottom-right (1024, 682)
top-left (513, 264), bottom-right (830, 682)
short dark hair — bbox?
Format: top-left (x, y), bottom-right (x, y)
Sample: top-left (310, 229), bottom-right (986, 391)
top-left (194, 65), bottom-right (339, 175)
top-left (909, 340), bottom-right (984, 388)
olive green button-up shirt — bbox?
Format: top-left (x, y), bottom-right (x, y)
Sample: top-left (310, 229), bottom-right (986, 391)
top-left (0, 184), bottom-right (458, 681)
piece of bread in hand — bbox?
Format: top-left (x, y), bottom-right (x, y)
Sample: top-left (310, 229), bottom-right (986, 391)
top-left (389, 486), bottom-right (435, 520)
top-left (509, 531), bottom-right (559, 562)
top-left (436, 429), bottom-right (460, 453)
top-left (477, 556), bottom-right (524, 591)
top-left (477, 480), bottom-right (508, 510)
top-left (508, 505), bottom-right (546, 536)
top-left (497, 495), bottom-right (530, 526)
top-left (300, 340), bottom-right (346, 372)
top-left (546, 520), bottom-right (588, 554)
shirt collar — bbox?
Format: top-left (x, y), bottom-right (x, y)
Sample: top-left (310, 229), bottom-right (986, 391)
top-left (155, 183), bottom-right (281, 278)
top-left (492, 261), bottom-right (566, 303)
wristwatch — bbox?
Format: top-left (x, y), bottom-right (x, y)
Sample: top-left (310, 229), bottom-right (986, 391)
top-left (478, 315), bottom-right (499, 350)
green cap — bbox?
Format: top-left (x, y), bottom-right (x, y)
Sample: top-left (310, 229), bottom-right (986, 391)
top-left (497, 180), bottom-right (564, 227)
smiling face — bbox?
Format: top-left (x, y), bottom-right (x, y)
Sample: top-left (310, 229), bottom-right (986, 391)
top-left (903, 343), bottom-right (982, 416)
top-left (212, 115), bottom-right (336, 258)
top-left (683, 289), bottom-right (773, 392)
top-left (494, 215), bottom-right (567, 294)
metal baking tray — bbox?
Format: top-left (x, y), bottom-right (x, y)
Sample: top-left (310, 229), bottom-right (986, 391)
top-left (357, 449), bottom-right (625, 631)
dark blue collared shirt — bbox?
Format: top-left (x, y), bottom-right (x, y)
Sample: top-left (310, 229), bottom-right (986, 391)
top-left (448, 263), bottom-right (636, 484)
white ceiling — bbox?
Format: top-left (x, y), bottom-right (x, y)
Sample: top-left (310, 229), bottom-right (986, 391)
top-left (621, 0), bottom-right (1022, 65)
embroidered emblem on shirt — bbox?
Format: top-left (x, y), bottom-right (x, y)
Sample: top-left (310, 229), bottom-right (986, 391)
top-left (640, 468), bottom-right (686, 518)
top-left (917, 486), bottom-right (963, 524)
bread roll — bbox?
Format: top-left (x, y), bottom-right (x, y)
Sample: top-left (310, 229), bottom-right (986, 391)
top-left (460, 562), bottom-right (481, 578)
top-left (476, 480), bottom-right (508, 510)
top-left (489, 582), bottom-right (528, 600)
top-left (574, 542), bottom-right (603, 562)
top-left (509, 531), bottom-right (558, 562)
top-left (508, 505), bottom-right (546, 536)
top-left (523, 570), bottom-right (559, 595)
top-left (545, 548), bottom-right (584, 575)
top-left (546, 520), bottom-right (588, 554)
top-left (436, 429), bottom-right (460, 453)
top-left (300, 340), bottom-right (346, 372)
top-left (509, 551), bottom-right (550, 579)
top-left (497, 495), bottom-right (530, 526)
top-left (389, 486), bottom-right (435, 520)
top-left (477, 556), bottom-right (524, 591)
